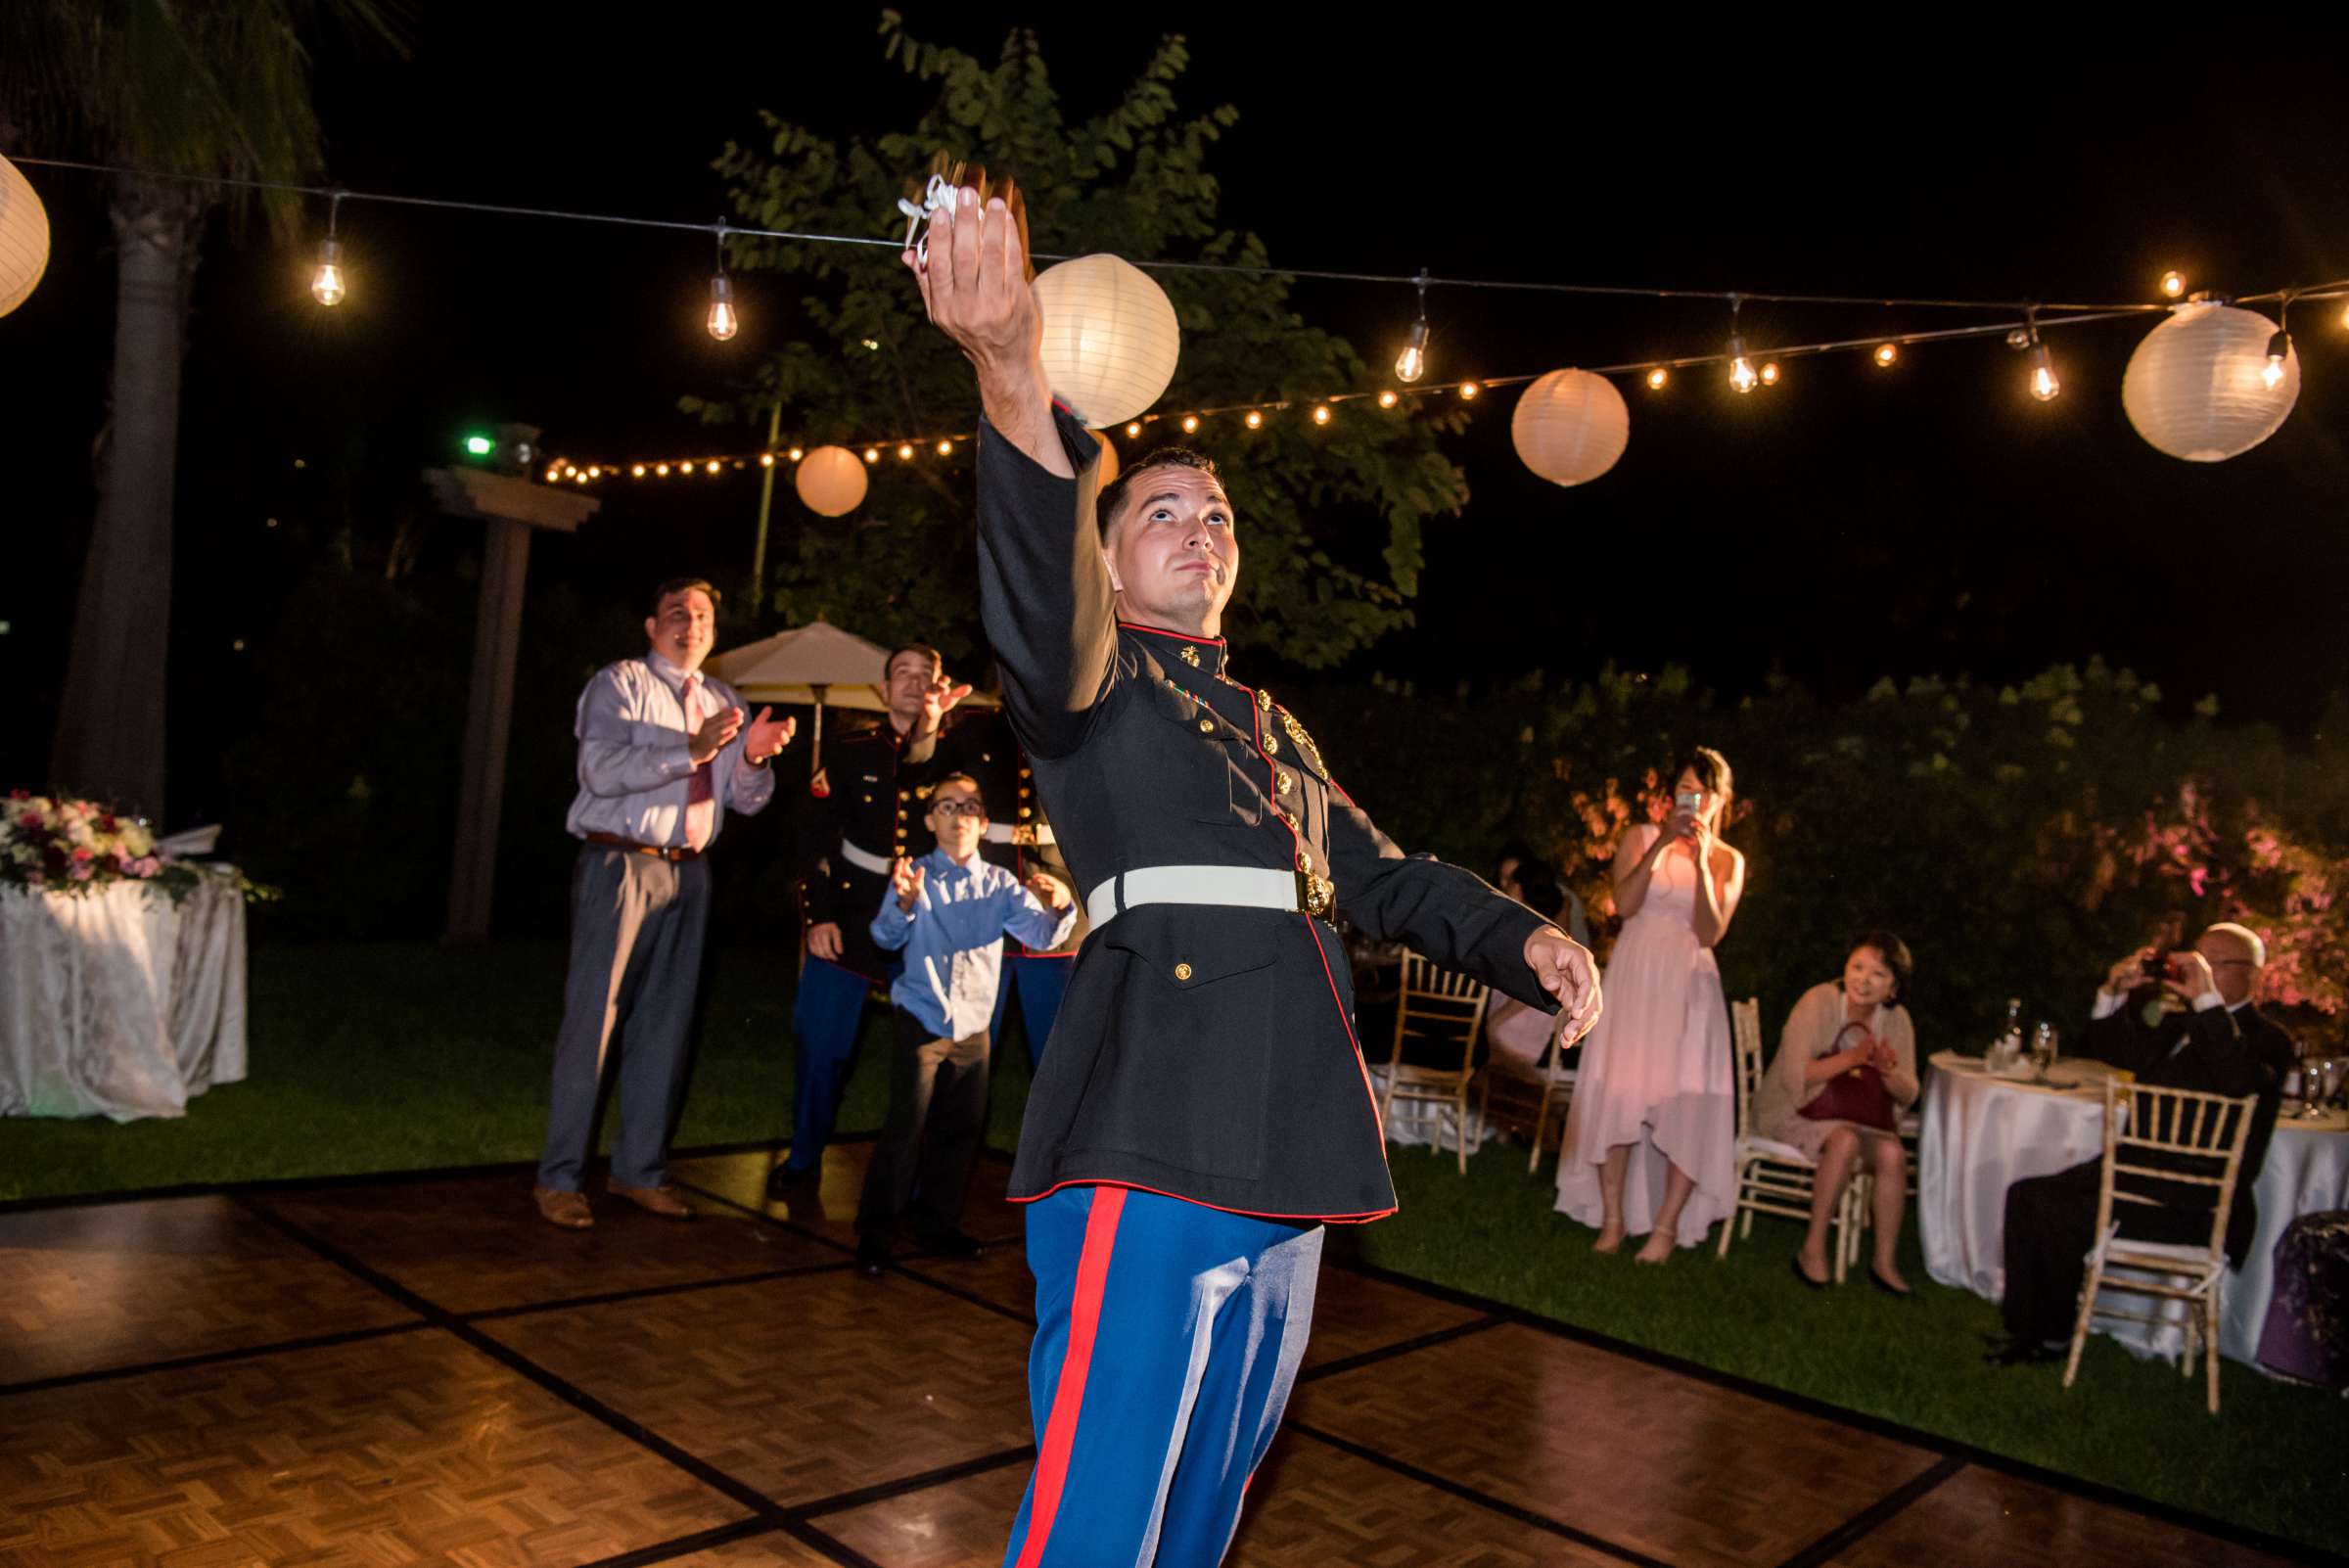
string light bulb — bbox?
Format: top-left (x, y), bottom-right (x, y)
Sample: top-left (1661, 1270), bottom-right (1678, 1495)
top-left (937, 439), bottom-right (953, 456)
top-left (1377, 390), bottom-right (1400, 408)
top-left (2019, 307), bottom-right (2059, 401)
top-left (2160, 269), bottom-right (2188, 299)
top-left (1645, 367), bottom-right (1669, 390)
top-left (1458, 382), bottom-right (1480, 399)
top-left (1873, 343), bottom-right (1899, 367)
top-left (2264, 298), bottom-right (2293, 391)
top-left (1125, 422), bottom-right (1142, 438)
top-left (1181, 414), bottom-right (1201, 433)
top-left (310, 192), bottom-right (345, 306)
top-left (706, 226), bottom-right (739, 341)
top-left (897, 442), bottom-right (914, 461)
top-left (759, 452), bottom-right (774, 467)
top-left (631, 463), bottom-right (646, 477)
top-left (863, 446), bottom-right (880, 463)
top-left (1395, 269), bottom-right (1432, 383)
top-left (2029, 346), bottom-right (2060, 401)
top-left (1313, 404), bottom-right (1331, 425)
top-left (1727, 340), bottom-right (1758, 393)
top-left (1759, 361), bottom-right (1780, 386)
top-left (706, 460), bottom-right (720, 474)
top-left (1244, 410), bottom-right (1264, 430)
top-left (656, 463), bottom-right (670, 476)
top-left (1725, 296), bottom-right (1757, 393)
top-left (788, 446), bottom-right (804, 461)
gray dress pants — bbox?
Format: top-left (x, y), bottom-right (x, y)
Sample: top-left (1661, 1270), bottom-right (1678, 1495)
top-left (537, 847), bottom-right (711, 1192)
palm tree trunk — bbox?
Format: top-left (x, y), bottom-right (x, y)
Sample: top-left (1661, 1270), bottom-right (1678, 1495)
top-left (51, 175), bottom-right (205, 818)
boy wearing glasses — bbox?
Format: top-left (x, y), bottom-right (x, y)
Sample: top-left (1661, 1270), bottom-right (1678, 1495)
top-left (858, 772), bottom-right (1076, 1274)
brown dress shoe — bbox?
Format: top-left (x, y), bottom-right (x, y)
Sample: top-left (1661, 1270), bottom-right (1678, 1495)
top-left (533, 1186), bottom-right (593, 1230)
top-left (610, 1182), bottom-right (695, 1220)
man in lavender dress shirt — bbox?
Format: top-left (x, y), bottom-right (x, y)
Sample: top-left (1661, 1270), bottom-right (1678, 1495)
top-left (532, 576), bottom-right (795, 1230)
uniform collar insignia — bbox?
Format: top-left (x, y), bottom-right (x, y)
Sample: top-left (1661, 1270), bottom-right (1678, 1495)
top-left (1121, 621), bottom-right (1227, 677)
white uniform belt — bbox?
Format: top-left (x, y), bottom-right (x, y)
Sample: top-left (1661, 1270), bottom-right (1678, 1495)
top-left (984, 823), bottom-right (1057, 848)
top-left (1086, 864), bottom-right (1301, 929)
top-left (839, 838), bottom-right (892, 875)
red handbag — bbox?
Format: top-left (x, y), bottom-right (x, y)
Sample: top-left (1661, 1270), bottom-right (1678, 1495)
top-left (1798, 1022), bottom-right (1898, 1131)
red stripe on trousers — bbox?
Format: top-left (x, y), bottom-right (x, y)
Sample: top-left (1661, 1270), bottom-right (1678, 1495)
top-left (1014, 1184), bottom-right (1128, 1568)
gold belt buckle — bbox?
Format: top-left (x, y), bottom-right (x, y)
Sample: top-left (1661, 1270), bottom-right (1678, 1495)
top-left (1294, 863), bottom-right (1335, 920)
top-left (1013, 824), bottom-right (1039, 848)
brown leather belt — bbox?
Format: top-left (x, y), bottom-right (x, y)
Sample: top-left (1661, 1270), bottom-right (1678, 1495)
top-left (583, 831), bottom-right (701, 862)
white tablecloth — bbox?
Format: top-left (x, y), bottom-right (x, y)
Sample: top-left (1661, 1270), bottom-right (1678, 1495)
top-left (1919, 1052), bottom-right (2111, 1299)
top-left (0, 871), bottom-right (248, 1121)
top-left (1920, 1050), bottom-right (2349, 1366)
top-left (2224, 1111), bottom-right (2349, 1363)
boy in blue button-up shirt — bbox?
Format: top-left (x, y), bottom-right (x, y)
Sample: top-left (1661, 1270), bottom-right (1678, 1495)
top-left (856, 772), bottom-right (1075, 1273)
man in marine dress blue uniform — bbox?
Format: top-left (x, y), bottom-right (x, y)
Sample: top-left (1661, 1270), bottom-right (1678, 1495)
top-left (774, 643), bottom-right (973, 1195)
top-left (905, 186), bottom-right (1602, 1566)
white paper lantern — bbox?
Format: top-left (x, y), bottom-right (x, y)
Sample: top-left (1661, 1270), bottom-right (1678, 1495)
top-left (2121, 301), bottom-right (2299, 463)
top-left (1511, 369), bottom-right (1630, 487)
top-left (1091, 429), bottom-right (1121, 486)
top-left (795, 443), bottom-right (868, 517)
top-left (1032, 254), bottom-right (1180, 430)
top-left (0, 155), bottom-right (51, 319)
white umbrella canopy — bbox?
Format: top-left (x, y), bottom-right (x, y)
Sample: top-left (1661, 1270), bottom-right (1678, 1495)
top-left (708, 620), bottom-right (996, 774)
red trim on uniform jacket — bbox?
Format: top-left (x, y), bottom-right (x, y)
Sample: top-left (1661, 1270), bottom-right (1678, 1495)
top-left (1014, 1185), bottom-right (1127, 1568)
top-left (1116, 620), bottom-right (1227, 646)
top-left (1008, 1176), bottom-right (1397, 1226)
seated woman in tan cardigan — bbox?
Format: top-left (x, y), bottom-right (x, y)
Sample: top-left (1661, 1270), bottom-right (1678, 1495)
top-left (1757, 933), bottom-right (1920, 1294)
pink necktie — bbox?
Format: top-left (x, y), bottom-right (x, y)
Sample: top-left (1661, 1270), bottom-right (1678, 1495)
top-left (681, 673), bottom-right (715, 852)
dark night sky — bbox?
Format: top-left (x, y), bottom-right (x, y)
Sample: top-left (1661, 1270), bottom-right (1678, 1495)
top-left (8, 9), bottom-right (2349, 807)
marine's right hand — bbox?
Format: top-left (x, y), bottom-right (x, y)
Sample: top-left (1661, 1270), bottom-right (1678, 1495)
top-left (903, 187), bottom-right (1039, 386)
top-left (806, 921), bottom-right (844, 962)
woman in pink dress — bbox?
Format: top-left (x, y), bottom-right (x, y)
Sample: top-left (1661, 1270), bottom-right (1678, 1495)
top-left (1555, 749), bottom-right (1745, 1262)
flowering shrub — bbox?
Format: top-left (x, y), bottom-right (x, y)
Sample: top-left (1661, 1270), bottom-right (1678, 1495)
top-left (1303, 661), bottom-right (2349, 1050)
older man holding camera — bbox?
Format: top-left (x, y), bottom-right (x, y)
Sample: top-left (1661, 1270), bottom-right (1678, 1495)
top-left (1986, 921), bottom-right (2296, 1364)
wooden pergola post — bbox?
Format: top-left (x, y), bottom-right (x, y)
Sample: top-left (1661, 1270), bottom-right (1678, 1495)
top-left (424, 426), bottom-right (599, 943)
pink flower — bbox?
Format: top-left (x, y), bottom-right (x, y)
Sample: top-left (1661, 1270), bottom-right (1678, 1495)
top-left (69, 863), bottom-right (93, 881)
top-left (2188, 867), bottom-right (2209, 896)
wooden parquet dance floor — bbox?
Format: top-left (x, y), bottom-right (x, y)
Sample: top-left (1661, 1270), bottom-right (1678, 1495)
top-left (0, 1142), bottom-right (2311, 1568)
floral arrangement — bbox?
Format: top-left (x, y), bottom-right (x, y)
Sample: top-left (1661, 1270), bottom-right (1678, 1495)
top-left (2, 792), bottom-right (187, 899)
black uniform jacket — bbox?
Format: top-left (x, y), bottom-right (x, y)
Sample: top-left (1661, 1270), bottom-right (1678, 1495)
top-left (797, 716), bottom-right (951, 982)
top-left (2083, 996), bottom-right (2296, 1268)
top-left (977, 407), bottom-right (1555, 1222)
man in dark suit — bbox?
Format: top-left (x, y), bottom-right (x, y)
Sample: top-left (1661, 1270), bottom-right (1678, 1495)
top-left (906, 184), bottom-right (1601, 1566)
top-left (1988, 921), bottom-right (2296, 1364)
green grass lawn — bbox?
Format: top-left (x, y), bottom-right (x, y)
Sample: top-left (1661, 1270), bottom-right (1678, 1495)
top-left (0, 941), bottom-right (1035, 1202)
top-left (1, 941), bottom-right (2334, 1556)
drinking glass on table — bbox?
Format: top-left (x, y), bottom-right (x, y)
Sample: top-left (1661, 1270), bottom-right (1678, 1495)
top-left (2029, 1022), bottom-right (2057, 1082)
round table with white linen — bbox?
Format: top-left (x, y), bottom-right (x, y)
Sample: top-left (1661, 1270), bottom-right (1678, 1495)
top-left (0, 869), bottom-right (249, 1121)
top-left (1920, 1049), bottom-right (2349, 1367)
top-left (1919, 1051), bottom-right (2118, 1300)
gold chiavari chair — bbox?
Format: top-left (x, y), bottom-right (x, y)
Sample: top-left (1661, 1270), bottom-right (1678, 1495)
top-left (1717, 997), bottom-right (1865, 1280)
top-left (1378, 951), bottom-right (1491, 1176)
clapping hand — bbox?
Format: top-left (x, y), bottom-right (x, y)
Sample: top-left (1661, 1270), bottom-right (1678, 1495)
top-left (1526, 927), bottom-right (1603, 1046)
top-left (892, 856), bottom-right (927, 913)
top-left (690, 706), bottom-right (744, 765)
top-left (742, 707), bottom-right (796, 764)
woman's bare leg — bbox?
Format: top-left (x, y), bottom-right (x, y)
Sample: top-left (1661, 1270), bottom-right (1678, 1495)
top-left (1866, 1132), bottom-right (1911, 1289)
top-left (1797, 1126), bottom-right (1861, 1283)
top-left (1635, 1161), bottom-right (1699, 1264)
top-left (1594, 1143), bottom-right (1633, 1252)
